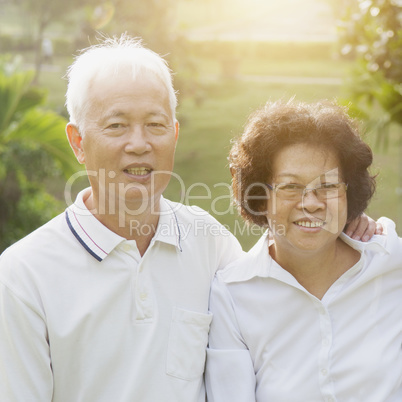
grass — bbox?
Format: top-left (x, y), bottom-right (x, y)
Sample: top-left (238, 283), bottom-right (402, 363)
top-left (31, 51), bottom-right (402, 250)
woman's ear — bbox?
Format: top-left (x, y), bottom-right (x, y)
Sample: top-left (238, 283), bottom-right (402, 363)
top-left (66, 123), bottom-right (85, 164)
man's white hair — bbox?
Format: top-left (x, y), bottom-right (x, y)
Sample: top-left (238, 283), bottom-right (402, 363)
top-left (65, 34), bottom-right (177, 133)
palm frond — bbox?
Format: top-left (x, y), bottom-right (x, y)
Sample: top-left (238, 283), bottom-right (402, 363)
top-left (5, 108), bottom-right (80, 177)
top-left (0, 70), bottom-right (35, 134)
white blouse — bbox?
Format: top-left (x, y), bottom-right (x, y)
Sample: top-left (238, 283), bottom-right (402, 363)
top-left (206, 218), bottom-right (402, 402)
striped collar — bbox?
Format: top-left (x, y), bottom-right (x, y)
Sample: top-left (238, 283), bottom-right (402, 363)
top-left (65, 188), bottom-right (182, 261)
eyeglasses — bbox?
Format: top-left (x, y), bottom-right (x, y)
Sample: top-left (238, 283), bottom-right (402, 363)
top-left (265, 182), bottom-right (348, 201)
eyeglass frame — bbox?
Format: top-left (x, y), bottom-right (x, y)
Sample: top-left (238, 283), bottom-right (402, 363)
top-left (265, 182), bottom-right (348, 201)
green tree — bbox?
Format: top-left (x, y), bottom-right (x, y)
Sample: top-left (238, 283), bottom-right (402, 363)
top-left (339, 0), bottom-right (402, 140)
top-left (0, 57), bottom-right (79, 252)
top-left (338, 0), bottom-right (402, 224)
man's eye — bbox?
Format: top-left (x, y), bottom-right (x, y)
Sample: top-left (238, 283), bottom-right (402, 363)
top-left (107, 123), bottom-right (123, 129)
top-left (148, 122), bottom-right (165, 127)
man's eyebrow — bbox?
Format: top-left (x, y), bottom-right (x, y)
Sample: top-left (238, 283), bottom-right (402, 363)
top-left (147, 111), bottom-right (170, 120)
top-left (102, 111), bottom-right (170, 120)
top-left (101, 110), bottom-right (127, 122)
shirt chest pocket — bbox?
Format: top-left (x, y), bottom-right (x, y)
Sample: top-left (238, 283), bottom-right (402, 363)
top-left (166, 307), bottom-right (213, 381)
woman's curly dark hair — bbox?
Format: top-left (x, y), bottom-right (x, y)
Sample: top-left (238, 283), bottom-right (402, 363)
top-left (229, 99), bottom-right (376, 227)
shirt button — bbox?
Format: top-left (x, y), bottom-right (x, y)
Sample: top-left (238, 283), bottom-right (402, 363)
top-left (327, 397), bottom-right (334, 402)
top-left (323, 339), bottom-right (329, 346)
top-left (320, 307), bottom-right (326, 315)
top-left (123, 244), bottom-right (131, 252)
top-left (321, 369), bottom-right (328, 376)
top-left (140, 292), bottom-right (147, 301)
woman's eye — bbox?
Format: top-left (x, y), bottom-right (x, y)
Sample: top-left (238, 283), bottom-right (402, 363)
top-left (321, 183), bottom-right (338, 189)
top-left (283, 184), bottom-right (302, 191)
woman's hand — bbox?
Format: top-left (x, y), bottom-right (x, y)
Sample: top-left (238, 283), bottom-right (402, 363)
top-left (345, 213), bottom-right (383, 242)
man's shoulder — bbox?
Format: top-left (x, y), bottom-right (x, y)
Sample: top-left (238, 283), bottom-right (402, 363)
top-left (365, 217), bottom-right (402, 268)
top-left (0, 211), bottom-right (68, 264)
top-left (162, 199), bottom-right (243, 259)
top-left (342, 217), bottom-right (402, 261)
top-left (163, 199), bottom-right (231, 231)
top-left (217, 233), bottom-right (269, 284)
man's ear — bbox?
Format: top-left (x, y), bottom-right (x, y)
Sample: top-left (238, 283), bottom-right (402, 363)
top-left (174, 120), bottom-right (179, 142)
top-left (66, 123), bottom-right (85, 164)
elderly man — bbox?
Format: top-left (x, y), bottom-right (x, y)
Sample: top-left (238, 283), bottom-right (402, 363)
top-left (0, 35), bottom-right (243, 402)
top-left (0, 35), bottom-right (378, 402)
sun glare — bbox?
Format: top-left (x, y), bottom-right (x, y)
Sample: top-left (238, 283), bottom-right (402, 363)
top-left (178, 0), bottom-right (337, 42)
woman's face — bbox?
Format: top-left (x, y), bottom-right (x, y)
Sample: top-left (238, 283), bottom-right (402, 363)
top-left (265, 143), bottom-right (348, 255)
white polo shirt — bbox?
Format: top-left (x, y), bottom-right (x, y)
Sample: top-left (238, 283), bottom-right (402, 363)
top-left (206, 218), bottom-right (402, 402)
top-left (0, 189), bottom-right (243, 402)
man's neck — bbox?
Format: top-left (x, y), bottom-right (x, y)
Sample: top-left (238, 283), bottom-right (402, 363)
top-left (84, 190), bottom-right (161, 256)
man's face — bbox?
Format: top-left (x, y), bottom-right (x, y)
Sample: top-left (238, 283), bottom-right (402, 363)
top-left (69, 69), bottom-right (178, 215)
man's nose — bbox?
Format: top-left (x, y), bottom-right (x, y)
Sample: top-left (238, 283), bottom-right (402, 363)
top-left (124, 125), bottom-right (151, 154)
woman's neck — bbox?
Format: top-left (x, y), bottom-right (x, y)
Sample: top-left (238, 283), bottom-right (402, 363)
top-left (270, 238), bottom-right (361, 300)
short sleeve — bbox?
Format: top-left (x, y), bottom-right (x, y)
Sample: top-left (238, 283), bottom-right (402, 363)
top-left (0, 281), bottom-right (53, 401)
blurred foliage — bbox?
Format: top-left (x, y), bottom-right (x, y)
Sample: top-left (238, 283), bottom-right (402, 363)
top-left (2, 0), bottom-right (204, 106)
top-left (338, 0), bottom-right (402, 148)
top-left (107, 0), bottom-right (175, 50)
top-left (61, 1), bottom-right (202, 108)
top-left (0, 56), bottom-right (79, 252)
top-left (6, 0), bottom-right (98, 82)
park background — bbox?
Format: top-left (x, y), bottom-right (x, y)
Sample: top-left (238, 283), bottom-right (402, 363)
top-left (0, 0), bottom-right (401, 252)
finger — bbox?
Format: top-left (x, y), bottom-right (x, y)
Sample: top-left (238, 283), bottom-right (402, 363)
top-left (348, 214), bottom-right (370, 241)
top-left (361, 219), bottom-right (376, 242)
top-left (344, 218), bottom-right (359, 238)
top-left (375, 222), bottom-right (384, 235)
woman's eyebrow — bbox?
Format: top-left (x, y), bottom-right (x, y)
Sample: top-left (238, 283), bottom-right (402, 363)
top-left (274, 173), bottom-right (301, 180)
top-left (274, 172), bottom-right (341, 181)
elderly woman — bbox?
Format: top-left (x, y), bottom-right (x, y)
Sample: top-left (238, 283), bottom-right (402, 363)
top-left (206, 100), bottom-right (402, 401)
